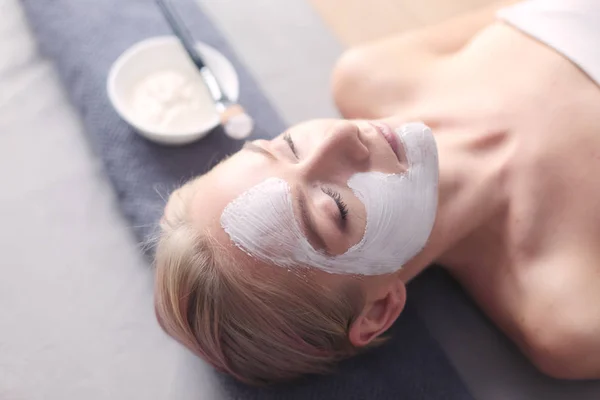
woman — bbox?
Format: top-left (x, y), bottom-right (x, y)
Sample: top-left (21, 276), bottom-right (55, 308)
top-left (154, 0), bottom-right (600, 385)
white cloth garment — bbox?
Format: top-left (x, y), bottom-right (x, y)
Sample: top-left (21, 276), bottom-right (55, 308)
top-left (498, 0), bottom-right (600, 86)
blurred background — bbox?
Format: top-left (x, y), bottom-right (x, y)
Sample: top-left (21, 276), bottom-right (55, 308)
top-left (311, 0), bottom-right (494, 45)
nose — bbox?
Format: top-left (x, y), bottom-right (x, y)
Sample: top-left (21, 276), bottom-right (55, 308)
top-left (301, 121), bottom-right (370, 179)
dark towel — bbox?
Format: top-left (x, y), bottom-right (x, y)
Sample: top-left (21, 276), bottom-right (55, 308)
top-left (20, 0), bottom-right (473, 398)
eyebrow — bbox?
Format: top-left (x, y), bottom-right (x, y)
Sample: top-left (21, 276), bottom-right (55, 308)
top-left (297, 189), bottom-right (329, 254)
top-left (242, 141), bottom-right (276, 160)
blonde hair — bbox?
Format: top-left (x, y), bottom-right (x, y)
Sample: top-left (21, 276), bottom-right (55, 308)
top-left (153, 180), bottom-right (366, 385)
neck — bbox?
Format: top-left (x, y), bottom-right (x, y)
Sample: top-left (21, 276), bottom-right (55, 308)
top-left (390, 122), bottom-right (514, 282)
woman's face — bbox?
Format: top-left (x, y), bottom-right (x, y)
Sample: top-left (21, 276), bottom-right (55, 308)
top-left (185, 118), bottom-right (438, 275)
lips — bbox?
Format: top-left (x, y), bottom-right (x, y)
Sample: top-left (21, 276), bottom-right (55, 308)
top-left (370, 122), bottom-right (402, 161)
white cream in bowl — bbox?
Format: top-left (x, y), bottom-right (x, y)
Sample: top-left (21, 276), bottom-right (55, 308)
top-left (108, 36), bottom-right (239, 145)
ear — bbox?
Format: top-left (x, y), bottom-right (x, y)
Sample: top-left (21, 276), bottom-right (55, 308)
top-left (348, 278), bottom-right (406, 347)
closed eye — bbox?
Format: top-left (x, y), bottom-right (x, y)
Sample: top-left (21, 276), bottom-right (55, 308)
top-left (283, 132), bottom-right (298, 159)
top-left (322, 187), bottom-right (348, 225)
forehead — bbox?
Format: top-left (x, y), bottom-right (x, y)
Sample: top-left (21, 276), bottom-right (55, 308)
top-left (187, 147), bottom-right (277, 240)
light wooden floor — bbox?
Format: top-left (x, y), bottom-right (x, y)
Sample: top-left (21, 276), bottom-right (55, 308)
top-left (308, 0), bottom-right (499, 46)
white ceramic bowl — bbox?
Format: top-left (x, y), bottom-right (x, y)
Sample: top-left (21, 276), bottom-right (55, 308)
top-left (107, 36), bottom-right (239, 145)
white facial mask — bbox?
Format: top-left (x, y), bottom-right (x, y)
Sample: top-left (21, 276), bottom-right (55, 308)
top-left (221, 123), bottom-right (439, 275)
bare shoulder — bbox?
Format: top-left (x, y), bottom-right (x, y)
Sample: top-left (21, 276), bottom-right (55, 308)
top-left (331, 31), bottom-right (444, 120)
top-left (516, 250), bottom-right (600, 380)
top-left (457, 249), bottom-right (600, 380)
top-left (331, 1), bottom-right (515, 119)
